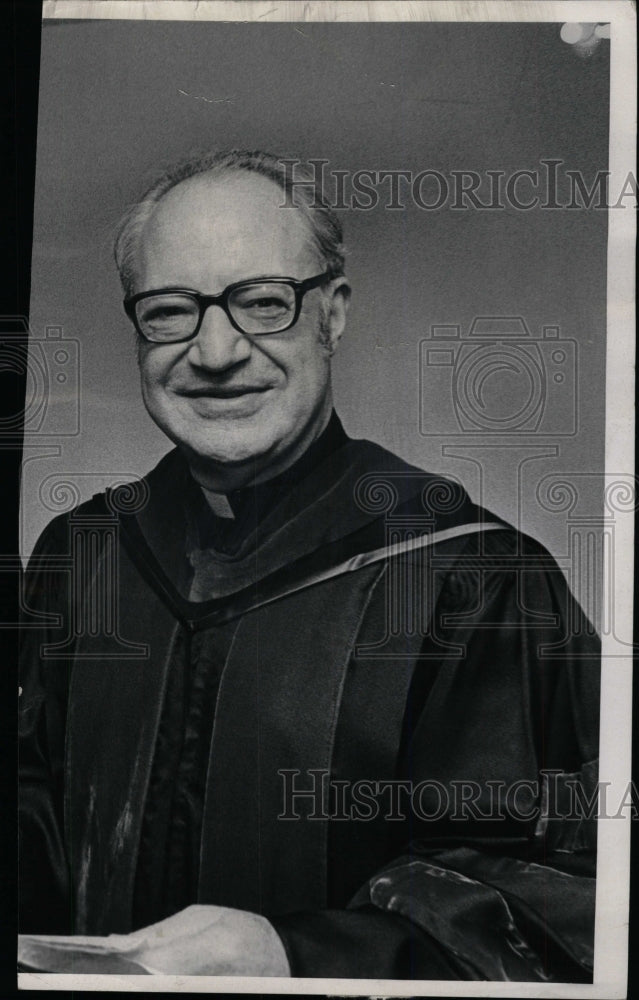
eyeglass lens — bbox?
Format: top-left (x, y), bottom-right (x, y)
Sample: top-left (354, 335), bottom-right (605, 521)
top-left (135, 281), bottom-right (298, 341)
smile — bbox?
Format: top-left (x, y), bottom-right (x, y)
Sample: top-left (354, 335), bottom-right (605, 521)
top-left (179, 386), bottom-right (271, 399)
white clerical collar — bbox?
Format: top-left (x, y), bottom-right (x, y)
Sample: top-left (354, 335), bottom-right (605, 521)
top-left (201, 488), bottom-right (236, 520)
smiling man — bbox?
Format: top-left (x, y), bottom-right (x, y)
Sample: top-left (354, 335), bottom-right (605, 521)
top-left (19, 150), bottom-right (601, 981)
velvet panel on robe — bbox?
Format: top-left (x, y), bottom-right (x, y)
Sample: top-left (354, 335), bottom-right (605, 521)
top-left (18, 436), bottom-right (600, 981)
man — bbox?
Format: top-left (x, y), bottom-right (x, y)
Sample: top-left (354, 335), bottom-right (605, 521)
top-left (19, 149), bottom-right (600, 981)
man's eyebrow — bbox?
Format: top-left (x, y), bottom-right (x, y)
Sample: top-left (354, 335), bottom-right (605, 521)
top-left (133, 275), bottom-right (306, 295)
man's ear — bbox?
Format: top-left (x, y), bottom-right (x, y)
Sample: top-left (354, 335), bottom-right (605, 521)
top-left (323, 276), bottom-right (351, 355)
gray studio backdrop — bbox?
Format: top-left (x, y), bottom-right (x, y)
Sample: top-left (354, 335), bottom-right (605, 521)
top-left (23, 18), bottom-right (609, 618)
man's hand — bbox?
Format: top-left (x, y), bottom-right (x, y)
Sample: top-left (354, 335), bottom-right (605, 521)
top-left (124, 905), bottom-right (291, 976)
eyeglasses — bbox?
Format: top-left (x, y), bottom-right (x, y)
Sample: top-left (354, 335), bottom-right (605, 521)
top-left (123, 271), bottom-right (335, 343)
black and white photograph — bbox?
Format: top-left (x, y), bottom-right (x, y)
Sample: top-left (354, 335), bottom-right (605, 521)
top-left (13, 0), bottom-right (636, 994)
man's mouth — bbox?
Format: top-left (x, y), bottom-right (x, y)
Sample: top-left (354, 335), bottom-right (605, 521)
top-left (178, 386), bottom-right (271, 399)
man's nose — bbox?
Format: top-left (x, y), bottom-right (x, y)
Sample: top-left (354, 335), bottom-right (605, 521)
top-left (187, 304), bottom-right (252, 370)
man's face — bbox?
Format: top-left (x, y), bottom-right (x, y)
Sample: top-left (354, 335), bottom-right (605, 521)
top-left (133, 172), bottom-right (348, 478)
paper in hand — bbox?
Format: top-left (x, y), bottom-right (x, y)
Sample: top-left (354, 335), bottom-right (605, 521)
top-left (18, 933), bottom-right (158, 975)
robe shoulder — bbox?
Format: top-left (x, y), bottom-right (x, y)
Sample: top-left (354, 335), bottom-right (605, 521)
top-left (28, 437), bottom-right (491, 562)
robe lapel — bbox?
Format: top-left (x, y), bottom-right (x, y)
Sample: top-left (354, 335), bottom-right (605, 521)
top-left (64, 532), bottom-right (179, 934)
top-left (198, 562), bottom-right (386, 915)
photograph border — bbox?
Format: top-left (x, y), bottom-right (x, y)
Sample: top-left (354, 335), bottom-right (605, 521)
top-left (17, 1), bottom-right (636, 996)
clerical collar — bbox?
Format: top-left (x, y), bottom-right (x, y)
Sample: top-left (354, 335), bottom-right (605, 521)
top-left (193, 411), bottom-right (349, 553)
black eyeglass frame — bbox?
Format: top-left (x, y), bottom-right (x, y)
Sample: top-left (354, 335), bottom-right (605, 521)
top-left (123, 270), bottom-right (337, 342)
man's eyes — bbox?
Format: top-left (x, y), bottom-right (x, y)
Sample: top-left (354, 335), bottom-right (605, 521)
top-left (136, 286), bottom-right (295, 327)
top-left (234, 288), bottom-right (293, 312)
top-left (243, 296), bottom-right (289, 310)
top-left (141, 302), bottom-right (194, 322)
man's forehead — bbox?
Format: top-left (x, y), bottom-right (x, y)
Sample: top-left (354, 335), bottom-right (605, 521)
top-left (142, 170), bottom-right (312, 252)
top-left (135, 170), bottom-right (319, 287)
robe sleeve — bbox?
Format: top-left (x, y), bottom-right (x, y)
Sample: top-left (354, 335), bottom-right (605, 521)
top-left (271, 531), bottom-right (600, 981)
top-left (19, 514), bottom-right (74, 933)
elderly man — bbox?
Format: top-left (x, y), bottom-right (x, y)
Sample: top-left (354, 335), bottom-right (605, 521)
top-left (19, 150), bottom-right (600, 981)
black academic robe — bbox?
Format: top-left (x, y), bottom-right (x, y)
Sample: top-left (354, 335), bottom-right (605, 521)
top-left (19, 431), bottom-right (600, 981)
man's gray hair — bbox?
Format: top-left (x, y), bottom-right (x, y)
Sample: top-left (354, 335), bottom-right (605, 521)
top-left (113, 149), bottom-right (346, 297)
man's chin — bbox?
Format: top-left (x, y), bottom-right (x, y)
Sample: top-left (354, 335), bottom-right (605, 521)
top-left (189, 442), bottom-right (275, 469)
top-left (178, 427), bottom-right (281, 472)
top-left (153, 405), bottom-right (276, 460)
